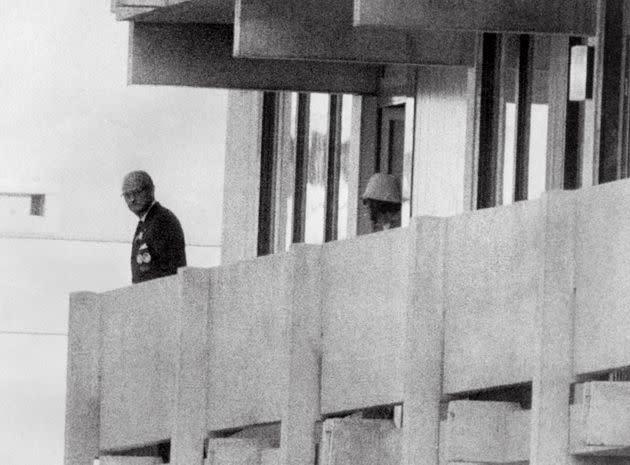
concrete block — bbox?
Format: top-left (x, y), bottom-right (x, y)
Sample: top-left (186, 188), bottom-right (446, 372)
top-left (444, 401), bottom-right (529, 463)
top-left (570, 382), bottom-right (630, 456)
top-left (319, 418), bottom-right (402, 465)
top-left (206, 438), bottom-right (275, 465)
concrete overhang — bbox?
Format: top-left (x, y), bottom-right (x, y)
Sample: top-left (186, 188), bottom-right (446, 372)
top-left (234, 0), bottom-right (475, 66)
top-left (112, 0), bottom-right (233, 23)
top-left (130, 22), bottom-right (383, 94)
top-left (352, 0), bottom-right (598, 36)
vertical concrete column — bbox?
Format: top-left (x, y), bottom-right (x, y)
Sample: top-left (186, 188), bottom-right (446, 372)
top-left (171, 268), bottom-right (211, 465)
top-left (529, 191), bottom-right (578, 465)
top-left (221, 90), bottom-right (264, 265)
top-left (65, 291), bottom-right (102, 465)
top-left (280, 245), bottom-right (322, 465)
top-left (401, 217), bottom-right (447, 465)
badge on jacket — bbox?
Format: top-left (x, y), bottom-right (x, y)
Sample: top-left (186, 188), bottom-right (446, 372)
top-left (136, 243), bottom-right (152, 265)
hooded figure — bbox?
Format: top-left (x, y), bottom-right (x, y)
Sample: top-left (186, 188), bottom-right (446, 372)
top-left (362, 173), bottom-right (402, 231)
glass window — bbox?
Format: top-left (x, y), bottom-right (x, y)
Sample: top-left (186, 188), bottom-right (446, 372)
top-left (304, 93), bottom-right (330, 244)
top-left (337, 94), bottom-right (353, 241)
top-left (257, 91), bottom-right (356, 255)
top-left (478, 33), bottom-right (550, 208)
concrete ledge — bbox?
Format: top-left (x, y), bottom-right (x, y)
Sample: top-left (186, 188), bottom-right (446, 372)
top-left (570, 382), bottom-right (630, 456)
top-left (443, 401), bottom-right (529, 463)
top-left (206, 438), bottom-right (276, 465)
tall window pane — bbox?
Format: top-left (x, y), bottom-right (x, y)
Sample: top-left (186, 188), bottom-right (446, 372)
top-left (304, 93), bottom-right (330, 244)
top-left (501, 35), bottom-right (520, 205)
top-left (527, 36), bottom-right (550, 200)
top-left (337, 94), bottom-right (353, 240)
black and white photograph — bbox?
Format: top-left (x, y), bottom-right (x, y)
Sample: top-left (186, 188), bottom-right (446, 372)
top-left (2, 2), bottom-right (628, 465)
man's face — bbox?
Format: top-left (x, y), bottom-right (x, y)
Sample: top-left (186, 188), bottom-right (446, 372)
top-left (122, 175), bottom-right (154, 217)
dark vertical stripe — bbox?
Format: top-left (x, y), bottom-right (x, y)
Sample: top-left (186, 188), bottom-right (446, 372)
top-left (292, 93), bottom-right (309, 244)
top-left (598, 0), bottom-right (624, 183)
top-left (477, 33), bottom-right (500, 209)
top-left (325, 95), bottom-right (342, 242)
top-left (514, 35), bottom-right (533, 202)
top-left (257, 92), bottom-right (277, 256)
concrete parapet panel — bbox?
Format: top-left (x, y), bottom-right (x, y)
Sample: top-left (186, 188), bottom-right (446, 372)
top-left (443, 200), bottom-right (542, 393)
top-left (320, 227), bottom-right (409, 413)
top-left (98, 275), bottom-right (180, 450)
top-left (206, 254), bottom-right (291, 430)
top-left (65, 292), bottom-right (102, 465)
top-left (444, 401), bottom-right (529, 463)
top-left (570, 382), bottom-right (630, 456)
top-left (206, 438), bottom-right (275, 465)
top-left (574, 179), bottom-right (630, 374)
top-left (319, 418), bottom-right (402, 465)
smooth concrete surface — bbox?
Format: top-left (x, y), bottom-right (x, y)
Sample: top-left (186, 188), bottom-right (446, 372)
top-left (205, 438), bottom-right (275, 465)
top-left (130, 23), bottom-right (382, 94)
top-left (444, 401), bottom-right (529, 463)
top-left (443, 200), bottom-right (542, 394)
top-left (320, 227), bottom-right (409, 414)
top-left (171, 268), bottom-right (212, 465)
top-left (401, 217), bottom-right (447, 465)
top-left (582, 382), bottom-right (630, 448)
top-left (206, 254), bottom-right (291, 430)
top-left (64, 292), bottom-right (102, 465)
top-left (99, 276), bottom-right (180, 450)
top-left (353, 0), bottom-right (596, 35)
top-left (569, 383), bottom-right (630, 458)
top-left (319, 418), bottom-right (401, 465)
top-left (235, 0), bottom-right (474, 66)
top-left (574, 179), bottom-right (630, 374)
top-left (570, 403), bottom-right (630, 458)
top-left (279, 245), bottom-right (322, 465)
top-left (529, 191), bottom-right (577, 465)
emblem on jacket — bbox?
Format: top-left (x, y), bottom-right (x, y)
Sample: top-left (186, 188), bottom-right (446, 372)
top-left (136, 243), bottom-right (152, 268)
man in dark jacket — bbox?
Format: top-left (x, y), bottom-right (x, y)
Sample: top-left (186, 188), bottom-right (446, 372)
top-left (122, 170), bottom-right (187, 283)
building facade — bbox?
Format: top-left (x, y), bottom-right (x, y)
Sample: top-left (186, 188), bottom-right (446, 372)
top-left (65, 2), bottom-right (630, 465)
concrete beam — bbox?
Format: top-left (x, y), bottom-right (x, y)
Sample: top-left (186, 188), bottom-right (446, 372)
top-left (353, 0), bottom-right (597, 35)
top-left (235, 0), bottom-right (475, 66)
top-left (130, 23), bottom-right (382, 94)
top-left (171, 268), bottom-right (212, 465)
top-left (401, 217), bottom-right (447, 465)
top-left (64, 292), bottom-right (102, 465)
top-left (529, 191), bottom-right (577, 465)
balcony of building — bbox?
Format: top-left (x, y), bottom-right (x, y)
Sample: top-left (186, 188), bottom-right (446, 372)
top-left (66, 177), bottom-right (630, 465)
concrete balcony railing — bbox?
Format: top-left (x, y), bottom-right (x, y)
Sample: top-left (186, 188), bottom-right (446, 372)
top-left (66, 179), bottom-right (630, 465)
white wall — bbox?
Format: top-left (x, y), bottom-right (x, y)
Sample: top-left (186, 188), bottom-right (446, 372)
top-left (1, 3), bottom-right (227, 465)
